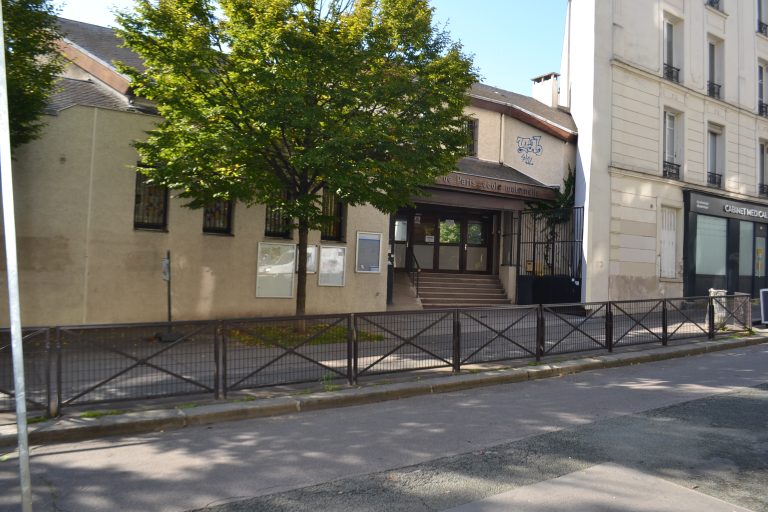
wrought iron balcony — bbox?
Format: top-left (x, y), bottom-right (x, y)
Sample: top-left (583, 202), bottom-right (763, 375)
top-left (760, 184), bottom-right (768, 196)
top-left (760, 21), bottom-right (768, 36)
top-left (707, 172), bottom-right (723, 188)
top-left (664, 63), bottom-right (680, 83)
top-left (663, 161), bottom-right (681, 180)
top-left (705, 0), bottom-right (721, 11)
top-left (707, 81), bottom-right (722, 99)
top-left (761, 102), bottom-right (768, 117)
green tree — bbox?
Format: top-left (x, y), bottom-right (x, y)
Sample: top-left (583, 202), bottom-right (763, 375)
top-left (3, 0), bottom-right (62, 148)
top-left (116, 0), bottom-right (476, 315)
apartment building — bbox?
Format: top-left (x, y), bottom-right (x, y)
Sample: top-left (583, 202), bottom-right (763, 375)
top-left (562, 0), bottom-right (768, 300)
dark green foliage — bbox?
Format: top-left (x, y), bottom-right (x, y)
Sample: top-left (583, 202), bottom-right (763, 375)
top-left (3, 0), bottom-right (62, 148)
top-left (117, 0), bottom-right (477, 314)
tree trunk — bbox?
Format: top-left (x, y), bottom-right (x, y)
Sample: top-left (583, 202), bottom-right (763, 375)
top-left (296, 220), bottom-right (309, 317)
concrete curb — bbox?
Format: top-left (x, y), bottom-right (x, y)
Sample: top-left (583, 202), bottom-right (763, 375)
top-left (1, 334), bottom-right (765, 448)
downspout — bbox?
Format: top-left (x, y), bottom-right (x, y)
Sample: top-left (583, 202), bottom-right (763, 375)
top-left (499, 112), bottom-right (505, 164)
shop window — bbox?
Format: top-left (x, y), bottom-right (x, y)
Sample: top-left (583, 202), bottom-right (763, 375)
top-left (265, 192), bottom-right (292, 238)
top-left (203, 199), bottom-right (233, 234)
top-left (663, 16), bottom-right (682, 83)
top-left (321, 188), bottom-right (344, 241)
top-left (695, 215), bottom-right (727, 279)
top-left (660, 207), bottom-right (677, 278)
top-left (133, 171), bottom-right (168, 230)
top-left (663, 110), bottom-right (682, 179)
top-left (739, 221), bottom-right (754, 294)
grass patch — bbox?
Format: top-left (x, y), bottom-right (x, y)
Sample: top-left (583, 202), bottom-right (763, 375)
top-left (229, 324), bottom-right (383, 348)
top-left (27, 416), bottom-right (48, 424)
top-left (175, 403), bottom-right (199, 410)
top-left (79, 409), bottom-right (127, 419)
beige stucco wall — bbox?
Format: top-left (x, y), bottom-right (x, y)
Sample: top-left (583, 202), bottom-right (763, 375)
top-left (3, 105), bottom-right (389, 326)
top-left (465, 105), bottom-right (575, 190)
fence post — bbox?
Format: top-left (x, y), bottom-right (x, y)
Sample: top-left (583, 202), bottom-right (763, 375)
top-left (605, 302), bottom-right (613, 353)
top-left (708, 296), bottom-right (716, 340)
top-left (220, 322), bottom-right (228, 399)
top-left (536, 304), bottom-right (545, 361)
top-left (661, 300), bottom-right (668, 346)
top-left (45, 328), bottom-right (58, 418)
top-left (213, 322), bottom-right (222, 400)
top-left (452, 310), bottom-right (461, 373)
top-left (347, 314), bottom-right (355, 385)
top-left (54, 328), bottom-right (62, 417)
top-left (350, 314), bottom-right (358, 385)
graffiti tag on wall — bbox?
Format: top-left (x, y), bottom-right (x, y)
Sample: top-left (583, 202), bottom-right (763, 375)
top-left (517, 136), bottom-right (543, 166)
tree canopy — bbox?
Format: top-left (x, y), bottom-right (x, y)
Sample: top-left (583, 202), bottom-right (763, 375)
top-left (3, 0), bottom-right (62, 148)
top-left (117, 0), bottom-right (477, 314)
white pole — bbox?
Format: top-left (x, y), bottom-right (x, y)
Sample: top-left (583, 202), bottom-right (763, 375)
top-left (0, 3), bottom-right (33, 511)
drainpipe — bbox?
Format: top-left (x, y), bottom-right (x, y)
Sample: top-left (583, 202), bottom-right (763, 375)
top-left (499, 112), bottom-right (505, 164)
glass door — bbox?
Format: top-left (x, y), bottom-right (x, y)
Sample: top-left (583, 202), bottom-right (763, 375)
top-left (438, 218), bottom-right (461, 270)
top-left (465, 216), bottom-right (490, 272)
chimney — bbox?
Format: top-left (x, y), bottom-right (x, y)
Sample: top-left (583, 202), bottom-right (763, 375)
top-left (531, 72), bottom-right (560, 108)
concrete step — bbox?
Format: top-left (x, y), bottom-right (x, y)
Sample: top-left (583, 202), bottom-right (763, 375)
top-left (419, 284), bottom-right (505, 292)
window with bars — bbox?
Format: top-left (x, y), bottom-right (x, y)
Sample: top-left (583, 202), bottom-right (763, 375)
top-left (466, 118), bottom-right (478, 157)
top-left (203, 199), bottom-right (234, 234)
top-left (264, 193), bottom-right (292, 238)
top-left (133, 171), bottom-right (168, 230)
top-left (321, 188), bottom-right (344, 241)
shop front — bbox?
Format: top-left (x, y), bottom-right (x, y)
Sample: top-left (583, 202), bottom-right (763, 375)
top-left (684, 191), bottom-right (768, 297)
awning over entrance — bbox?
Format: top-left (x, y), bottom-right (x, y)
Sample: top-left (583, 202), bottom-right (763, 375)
top-left (412, 157), bottom-right (558, 208)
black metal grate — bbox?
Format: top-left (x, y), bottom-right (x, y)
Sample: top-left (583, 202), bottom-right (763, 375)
top-left (57, 322), bottom-right (218, 407)
top-left (611, 300), bottom-right (665, 348)
top-left (708, 172), bottom-right (723, 188)
top-left (541, 302), bottom-right (608, 355)
top-left (354, 310), bottom-right (454, 377)
top-left (224, 314), bottom-right (350, 390)
top-left (460, 307), bottom-right (538, 364)
top-left (0, 328), bottom-right (50, 412)
top-left (664, 63), bottom-right (680, 83)
top-left (707, 81), bottom-right (722, 99)
top-left (663, 161), bottom-right (681, 180)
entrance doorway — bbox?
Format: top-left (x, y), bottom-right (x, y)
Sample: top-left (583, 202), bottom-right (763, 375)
top-left (397, 211), bottom-right (492, 273)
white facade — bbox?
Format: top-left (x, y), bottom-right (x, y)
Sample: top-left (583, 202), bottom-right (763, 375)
top-left (563, 0), bottom-right (768, 300)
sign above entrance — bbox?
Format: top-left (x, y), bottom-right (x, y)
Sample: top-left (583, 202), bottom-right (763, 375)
top-left (435, 172), bottom-right (556, 201)
top-left (689, 192), bottom-right (768, 221)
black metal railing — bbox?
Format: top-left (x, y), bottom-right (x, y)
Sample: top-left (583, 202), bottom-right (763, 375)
top-left (708, 81), bottom-right (722, 99)
top-left (759, 183), bottom-right (768, 196)
top-left (705, 0), bottom-right (721, 10)
top-left (406, 246), bottom-right (421, 297)
top-left (708, 171), bottom-right (723, 187)
top-left (664, 63), bottom-right (680, 83)
top-left (759, 21), bottom-right (768, 36)
top-left (663, 161), bottom-right (681, 179)
top-left (0, 294), bottom-right (751, 416)
top-left (759, 102), bottom-right (768, 117)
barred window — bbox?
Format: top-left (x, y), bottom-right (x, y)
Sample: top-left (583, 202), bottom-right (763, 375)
top-left (133, 172), bottom-right (168, 230)
top-left (321, 188), bottom-right (344, 241)
top-left (203, 199), bottom-right (233, 234)
top-left (466, 119), bottom-right (478, 157)
top-left (265, 192), bottom-right (292, 238)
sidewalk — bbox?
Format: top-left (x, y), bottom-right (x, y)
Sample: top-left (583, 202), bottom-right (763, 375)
top-left (1, 332), bottom-right (765, 448)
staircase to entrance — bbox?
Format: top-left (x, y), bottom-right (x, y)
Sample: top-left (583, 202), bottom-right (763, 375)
top-left (417, 272), bottom-right (510, 309)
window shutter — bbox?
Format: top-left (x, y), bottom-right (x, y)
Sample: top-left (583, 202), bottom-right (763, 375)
top-left (660, 207), bottom-right (677, 278)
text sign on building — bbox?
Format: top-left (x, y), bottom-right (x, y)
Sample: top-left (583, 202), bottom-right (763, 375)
top-left (436, 172), bottom-right (556, 200)
top-left (689, 192), bottom-right (768, 221)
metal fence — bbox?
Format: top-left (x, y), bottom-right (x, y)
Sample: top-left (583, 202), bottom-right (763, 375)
top-left (0, 294), bottom-right (751, 416)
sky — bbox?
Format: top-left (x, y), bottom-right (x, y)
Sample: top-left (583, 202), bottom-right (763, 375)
top-left (52, 0), bottom-right (568, 95)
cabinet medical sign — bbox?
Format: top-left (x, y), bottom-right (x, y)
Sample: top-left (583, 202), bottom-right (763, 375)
top-left (689, 192), bottom-right (768, 221)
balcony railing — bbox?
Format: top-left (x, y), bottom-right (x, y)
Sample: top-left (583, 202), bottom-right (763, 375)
top-left (707, 172), bottom-right (723, 188)
top-left (663, 161), bottom-right (681, 180)
top-left (760, 102), bottom-right (768, 117)
top-left (664, 63), bottom-right (680, 83)
top-left (760, 21), bottom-right (768, 36)
top-left (707, 81), bottom-right (722, 99)
top-left (706, 0), bottom-right (721, 11)
top-left (759, 184), bottom-right (768, 196)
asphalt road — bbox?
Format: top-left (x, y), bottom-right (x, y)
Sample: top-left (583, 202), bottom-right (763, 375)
top-left (1, 343), bottom-right (766, 512)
